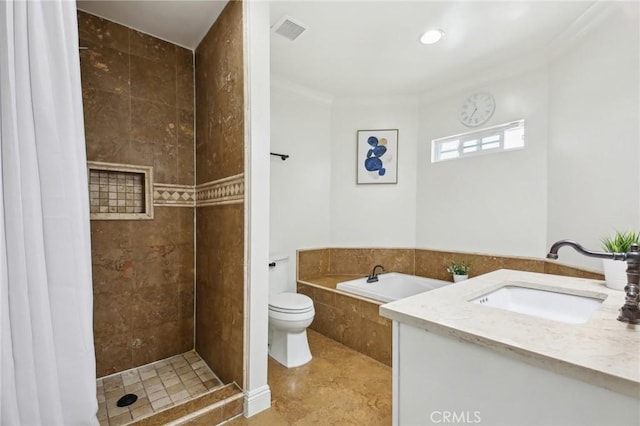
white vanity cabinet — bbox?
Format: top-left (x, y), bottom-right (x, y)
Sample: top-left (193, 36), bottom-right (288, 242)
top-left (381, 270), bottom-right (640, 426)
top-left (393, 321), bottom-right (639, 426)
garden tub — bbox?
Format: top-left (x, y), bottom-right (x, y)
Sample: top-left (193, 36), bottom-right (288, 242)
top-left (336, 272), bottom-right (449, 303)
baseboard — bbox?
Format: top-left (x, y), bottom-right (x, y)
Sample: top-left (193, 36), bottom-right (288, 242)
top-left (243, 384), bottom-right (271, 417)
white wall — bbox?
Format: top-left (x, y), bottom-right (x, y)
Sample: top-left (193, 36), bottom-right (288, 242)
top-left (547, 2), bottom-right (640, 270)
top-left (330, 98), bottom-right (419, 247)
top-left (416, 69), bottom-right (549, 258)
top-left (269, 83), bottom-right (332, 288)
top-left (269, 3), bottom-right (639, 271)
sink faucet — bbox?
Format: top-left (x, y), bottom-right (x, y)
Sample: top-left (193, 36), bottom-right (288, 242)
top-left (546, 239), bottom-right (640, 324)
top-left (367, 264), bottom-right (385, 283)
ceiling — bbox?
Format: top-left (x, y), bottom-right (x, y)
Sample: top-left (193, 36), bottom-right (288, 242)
top-left (76, 1), bottom-right (598, 96)
top-left (77, 0), bottom-right (228, 49)
top-left (270, 1), bottom-right (596, 96)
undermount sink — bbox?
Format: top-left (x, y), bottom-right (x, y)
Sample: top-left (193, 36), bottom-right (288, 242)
top-left (470, 283), bottom-right (606, 324)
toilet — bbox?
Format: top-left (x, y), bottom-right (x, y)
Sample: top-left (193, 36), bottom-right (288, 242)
top-left (268, 255), bottom-right (315, 368)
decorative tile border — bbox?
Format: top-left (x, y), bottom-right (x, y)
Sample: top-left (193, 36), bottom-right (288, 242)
top-left (150, 174), bottom-right (245, 208)
top-left (195, 173), bottom-right (244, 207)
top-left (153, 183), bottom-right (196, 207)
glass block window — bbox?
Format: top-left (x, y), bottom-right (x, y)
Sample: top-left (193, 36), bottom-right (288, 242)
top-left (87, 162), bottom-right (153, 220)
top-left (431, 120), bottom-right (525, 163)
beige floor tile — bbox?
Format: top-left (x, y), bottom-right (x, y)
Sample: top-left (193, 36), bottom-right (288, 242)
top-left (124, 381), bottom-right (144, 394)
top-left (150, 396), bottom-right (172, 411)
top-left (142, 376), bottom-right (162, 388)
top-left (187, 384), bottom-right (208, 397)
top-left (147, 388), bottom-right (169, 402)
top-left (139, 369), bottom-right (158, 381)
top-left (106, 402), bottom-right (129, 419)
top-left (165, 383), bottom-right (186, 395)
top-left (162, 376), bottom-right (181, 388)
top-left (170, 389), bottom-right (191, 404)
top-left (131, 403), bottom-right (153, 420)
top-left (178, 370), bottom-right (197, 381)
top-left (182, 376), bottom-right (202, 388)
top-left (145, 382), bottom-right (165, 395)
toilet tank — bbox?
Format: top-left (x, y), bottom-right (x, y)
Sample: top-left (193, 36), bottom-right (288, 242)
top-left (269, 254), bottom-right (290, 295)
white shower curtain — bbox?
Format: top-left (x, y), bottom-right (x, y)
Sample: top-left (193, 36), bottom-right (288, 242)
top-left (0, 0), bottom-right (98, 425)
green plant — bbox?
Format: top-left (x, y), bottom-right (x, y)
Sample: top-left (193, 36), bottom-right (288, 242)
top-left (601, 230), bottom-right (640, 253)
top-left (446, 260), bottom-right (471, 276)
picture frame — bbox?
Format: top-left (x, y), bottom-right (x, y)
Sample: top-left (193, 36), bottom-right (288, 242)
top-left (356, 129), bottom-right (398, 184)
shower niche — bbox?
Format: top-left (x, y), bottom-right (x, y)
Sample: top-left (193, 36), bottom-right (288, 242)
top-left (87, 161), bottom-right (153, 220)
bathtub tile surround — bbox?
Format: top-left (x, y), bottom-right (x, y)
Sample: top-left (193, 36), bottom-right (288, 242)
top-left (194, 0), bottom-right (246, 387)
top-left (329, 248), bottom-right (415, 275)
top-left (298, 277), bottom-right (393, 366)
top-left (79, 10), bottom-right (196, 376)
top-left (297, 247), bottom-right (605, 366)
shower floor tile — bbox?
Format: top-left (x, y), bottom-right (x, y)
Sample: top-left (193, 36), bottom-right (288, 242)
top-left (96, 351), bottom-right (223, 426)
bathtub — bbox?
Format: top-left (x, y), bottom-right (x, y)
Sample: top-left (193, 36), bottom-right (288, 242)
top-left (336, 272), bottom-right (449, 303)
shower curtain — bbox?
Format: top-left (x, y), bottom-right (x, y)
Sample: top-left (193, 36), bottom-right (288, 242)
top-left (0, 1), bottom-right (97, 424)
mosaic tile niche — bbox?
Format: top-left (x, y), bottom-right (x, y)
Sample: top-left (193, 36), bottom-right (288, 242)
top-left (88, 162), bottom-right (153, 220)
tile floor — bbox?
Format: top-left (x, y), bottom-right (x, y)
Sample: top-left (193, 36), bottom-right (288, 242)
top-left (227, 329), bottom-right (392, 425)
top-left (97, 351), bottom-right (223, 426)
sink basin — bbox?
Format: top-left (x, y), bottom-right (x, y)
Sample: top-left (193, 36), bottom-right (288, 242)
top-left (470, 284), bottom-right (605, 324)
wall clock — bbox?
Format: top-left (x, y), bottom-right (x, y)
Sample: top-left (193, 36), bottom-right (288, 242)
top-left (459, 93), bottom-right (495, 127)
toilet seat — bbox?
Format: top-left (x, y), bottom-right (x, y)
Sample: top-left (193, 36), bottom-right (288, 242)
top-left (269, 292), bottom-right (314, 313)
top-left (269, 292), bottom-right (314, 314)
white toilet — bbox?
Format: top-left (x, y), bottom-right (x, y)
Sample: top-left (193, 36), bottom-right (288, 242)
top-left (268, 255), bottom-right (315, 368)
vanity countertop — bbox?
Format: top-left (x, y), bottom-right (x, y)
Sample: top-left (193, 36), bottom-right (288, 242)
top-left (379, 269), bottom-right (640, 398)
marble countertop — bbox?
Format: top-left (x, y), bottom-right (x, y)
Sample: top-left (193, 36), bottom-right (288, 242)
top-left (379, 269), bottom-right (640, 398)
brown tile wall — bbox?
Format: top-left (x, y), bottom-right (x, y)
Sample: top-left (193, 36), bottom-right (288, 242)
top-left (329, 248), bottom-right (414, 275)
top-left (79, 11), bottom-right (195, 377)
top-left (297, 249), bottom-right (330, 281)
top-left (194, 1), bottom-right (245, 387)
top-left (298, 283), bottom-right (392, 366)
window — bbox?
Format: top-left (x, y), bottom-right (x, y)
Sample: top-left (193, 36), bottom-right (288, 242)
top-left (431, 120), bottom-right (525, 163)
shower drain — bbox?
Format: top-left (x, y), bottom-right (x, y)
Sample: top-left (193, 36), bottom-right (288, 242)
top-left (116, 393), bottom-right (138, 407)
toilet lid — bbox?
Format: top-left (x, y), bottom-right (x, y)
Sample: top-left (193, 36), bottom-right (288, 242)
top-left (269, 293), bottom-right (314, 313)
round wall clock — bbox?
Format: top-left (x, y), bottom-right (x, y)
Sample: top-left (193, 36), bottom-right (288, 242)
top-left (459, 93), bottom-right (495, 127)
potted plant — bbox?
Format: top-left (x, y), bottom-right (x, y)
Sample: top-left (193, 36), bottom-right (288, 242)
top-left (446, 261), bottom-right (471, 283)
top-left (601, 231), bottom-right (640, 290)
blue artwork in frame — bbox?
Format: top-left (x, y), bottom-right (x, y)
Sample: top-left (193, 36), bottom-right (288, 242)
top-left (357, 129), bottom-right (398, 184)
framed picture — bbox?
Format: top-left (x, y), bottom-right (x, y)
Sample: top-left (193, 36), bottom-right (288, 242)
top-left (356, 129), bottom-right (398, 184)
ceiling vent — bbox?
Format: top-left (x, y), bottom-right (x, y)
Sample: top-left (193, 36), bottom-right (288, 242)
top-left (272, 16), bottom-right (307, 41)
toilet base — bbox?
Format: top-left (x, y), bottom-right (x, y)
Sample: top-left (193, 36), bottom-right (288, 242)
top-left (268, 326), bottom-right (312, 368)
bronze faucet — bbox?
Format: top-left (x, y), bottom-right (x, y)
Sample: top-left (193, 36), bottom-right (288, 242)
top-left (547, 240), bottom-right (640, 324)
top-left (367, 264), bottom-right (385, 283)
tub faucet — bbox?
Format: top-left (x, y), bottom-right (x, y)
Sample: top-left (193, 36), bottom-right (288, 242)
top-left (367, 264), bottom-right (385, 283)
top-left (546, 239), bottom-right (640, 324)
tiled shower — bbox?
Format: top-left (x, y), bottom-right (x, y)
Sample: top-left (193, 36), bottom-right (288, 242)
top-left (79, 2), bottom-right (246, 424)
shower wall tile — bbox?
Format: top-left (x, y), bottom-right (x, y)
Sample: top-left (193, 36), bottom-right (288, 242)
top-left (82, 88), bottom-right (130, 164)
top-left (195, 204), bottom-right (244, 386)
top-left (195, 0), bottom-right (244, 185)
top-left (79, 45), bottom-right (130, 95)
top-left (130, 31), bottom-right (178, 65)
top-left (79, 10), bottom-right (195, 377)
top-left (177, 49), bottom-right (195, 111)
top-left (130, 55), bottom-right (177, 106)
top-left (77, 11), bottom-right (130, 53)
top-left (194, 0), bottom-right (245, 388)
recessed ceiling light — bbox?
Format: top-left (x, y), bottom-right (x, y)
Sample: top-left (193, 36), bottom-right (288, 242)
top-left (420, 29), bottom-right (444, 45)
